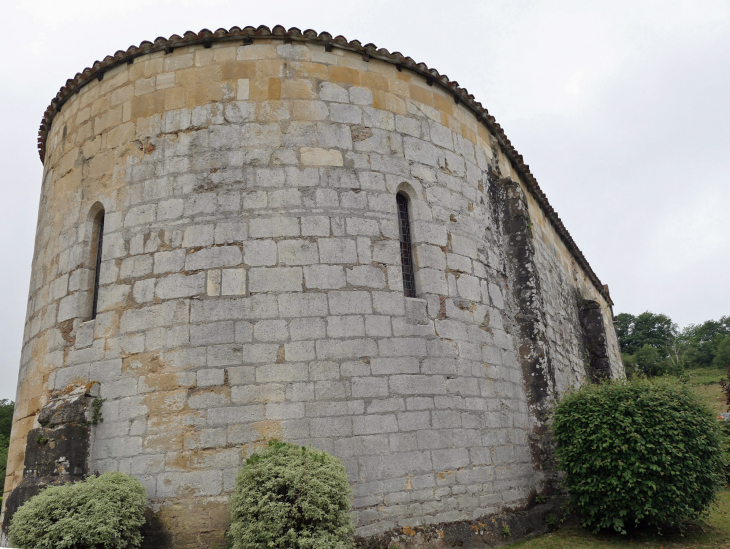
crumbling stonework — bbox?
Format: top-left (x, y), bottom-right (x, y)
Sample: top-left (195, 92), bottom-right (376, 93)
top-left (1, 26), bottom-right (623, 548)
top-left (1, 383), bottom-right (99, 534)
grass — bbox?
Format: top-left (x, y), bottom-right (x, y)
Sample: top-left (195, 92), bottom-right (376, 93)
top-left (506, 490), bottom-right (730, 548)
top-left (684, 366), bottom-right (727, 416)
top-left (506, 369), bottom-right (730, 548)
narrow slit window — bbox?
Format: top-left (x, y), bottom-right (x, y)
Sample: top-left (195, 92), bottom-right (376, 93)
top-left (396, 193), bottom-right (417, 297)
top-left (91, 211), bottom-right (105, 320)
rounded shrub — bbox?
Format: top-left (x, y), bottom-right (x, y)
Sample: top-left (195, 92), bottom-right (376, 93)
top-left (229, 441), bottom-right (354, 549)
top-left (8, 471), bottom-right (147, 549)
top-left (552, 378), bottom-right (725, 533)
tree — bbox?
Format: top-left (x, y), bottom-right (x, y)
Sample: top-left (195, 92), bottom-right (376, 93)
top-left (685, 317), bottom-right (730, 369)
top-left (713, 335), bottom-right (730, 369)
top-left (614, 312), bottom-right (676, 356)
top-left (0, 400), bottom-right (14, 500)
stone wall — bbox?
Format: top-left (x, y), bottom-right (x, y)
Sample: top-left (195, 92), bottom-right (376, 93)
top-left (2, 30), bottom-right (623, 548)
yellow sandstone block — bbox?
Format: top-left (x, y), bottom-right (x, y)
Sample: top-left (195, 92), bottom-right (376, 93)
top-left (462, 125), bottom-right (476, 145)
top-left (176, 68), bottom-right (199, 86)
top-left (221, 60), bottom-right (257, 80)
top-left (249, 79), bottom-right (270, 101)
top-left (433, 92), bottom-right (454, 116)
top-left (389, 78), bottom-right (409, 97)
top-left (195, 48), bottom-right (214, 67)
top-left (372, 89), bottom-right (386, 111)
top-left (290, 62), bottom-right (328, 80)
top-left (106, 122), bottom-right (135, 149)
top-left (385, 92), bottom-right (407, 115)
top-left (135, 77), bottom-right (156, 97)
top-left (361, 71), bottom-right (389, 92)
top-left (165, 87), bottom-right (187, 111)
top-left (329, 66), bottom-right (360, 86)
top-left (281, 79), bottom-right (314, 99)
top-left (90, 94), bottom-right (112, 119)
top-left (212, 45), bottom-right (237, 63)
top-left (111, 84), bottom-right (134, 106)
top-left (408, 83), bottom-right (433, 107)
top-left (131, 90), bottom-right (165, 120)
top-left (257, 59), bottom-right (285, 78)
top-left (268, 78), bottom-right (282, 100)
top-left (199, 64), bottom-right (222, 83)
top-left (94, 105), bottom-right (122, 134)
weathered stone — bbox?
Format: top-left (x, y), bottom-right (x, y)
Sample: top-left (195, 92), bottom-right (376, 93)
top-left (5, 31), bottom-right (624, 549)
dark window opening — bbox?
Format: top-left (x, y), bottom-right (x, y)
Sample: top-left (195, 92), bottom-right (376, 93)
top-left (91, 212), bottom-right (105, 320)
top-left (396, 193), bottom-right (416, 297)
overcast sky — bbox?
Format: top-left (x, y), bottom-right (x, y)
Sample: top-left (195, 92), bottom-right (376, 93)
top-left (1, 0), bottom-right (728, 400)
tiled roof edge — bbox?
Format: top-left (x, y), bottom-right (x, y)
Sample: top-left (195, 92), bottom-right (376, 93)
top-left (37, 25), bottom-right (613, 306)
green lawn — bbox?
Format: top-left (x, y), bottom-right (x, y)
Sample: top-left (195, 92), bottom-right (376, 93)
top-left (506, 490), bottom-right (730, 548)
top-left (507, 370), bottom-right (730, 548)
top-left (685, 367), bottom-right (727, 416)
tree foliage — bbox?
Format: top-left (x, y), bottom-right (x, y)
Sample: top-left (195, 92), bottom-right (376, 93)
top-left (616, 312), bottom-right (730, 376)
top-left (684, 316), bottom-right (730, 369)
top-left (0, 399), bottom-right (13, 500)
top-left (615, 312), bottom-right (676, 356)
top-left (8, 472), bottom-right (147, 549)
top-left (229, 441), bottom-right (354, 549)
top-left (552, 379), bottom-right (725, 533)
top-left (0, 399), bottom-right (13, 439)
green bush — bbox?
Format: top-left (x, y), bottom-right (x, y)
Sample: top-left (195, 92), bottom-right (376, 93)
top-left (552, 378), bottom-right (725, 533)
top-left (8, 471), bottom-right (147, 549)
top-left (229, 441), bottom-right (354, 549)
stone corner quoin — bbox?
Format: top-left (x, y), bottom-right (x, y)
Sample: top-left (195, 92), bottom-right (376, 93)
top-left (1, 26), bottom-right (624, 549)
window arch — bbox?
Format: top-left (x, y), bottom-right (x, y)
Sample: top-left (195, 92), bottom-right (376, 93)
top-left (89, 207), bottom-right (105, 320)
top-left (396, 192), bottom-right (416, 297)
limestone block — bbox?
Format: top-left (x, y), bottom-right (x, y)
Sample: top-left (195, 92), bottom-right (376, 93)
top-left (97, 284), bottom-right (131, 312)
top-left (315, 338), bottom-right (378, 360)
top-left (317, 123), bottom-right (353, 150)
top-left (191, 321), bottom-right (234, 345)
top-left (185, 246), bottom-right (242, 271)
top-left (249, 217), bottom-right (300, 238)
top-left (207, 269), bottom-right (222, 297)
top-left (197, 368), bottom-right (225, 388)
top-left (328, 291), bottom-right (372, 315)
top-left (182, 225), bottom-right (215, 248)
top-left (278, 239), bottom-right (320, 266)
top-left (346, 266), bottom-right (386, 289)
top-left (119, 255), bottom-right (153, 280)
top-left (243, 239), bottom-right (277, 266)
top-left (155, 273), bottom-right (205, 299)
top-left (221, 269), bottom-right (246, 296)
top-left (326, 315), bottom-right (365, 338)
top-left (289, 317), bottom-right (326, 341)
top-left (253, 320), bottom-right (289, 342)
top-left (278, 293), bottom-right (328, 317)
top-left (249, 267), bottom-right (303, 293)
top-left (318, 239), bottom-right (358, 264)
top-left (319, 82), bottom-right (348, 102)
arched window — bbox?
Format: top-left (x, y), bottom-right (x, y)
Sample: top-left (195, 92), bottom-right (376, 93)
top-left (90, 209), bottom-right (105, 320)
top-left (396, 193), bottom-right (416, 297)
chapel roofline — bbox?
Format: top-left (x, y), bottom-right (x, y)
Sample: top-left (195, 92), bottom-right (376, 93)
top-left (37, 24), bottom-right (613, 306)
